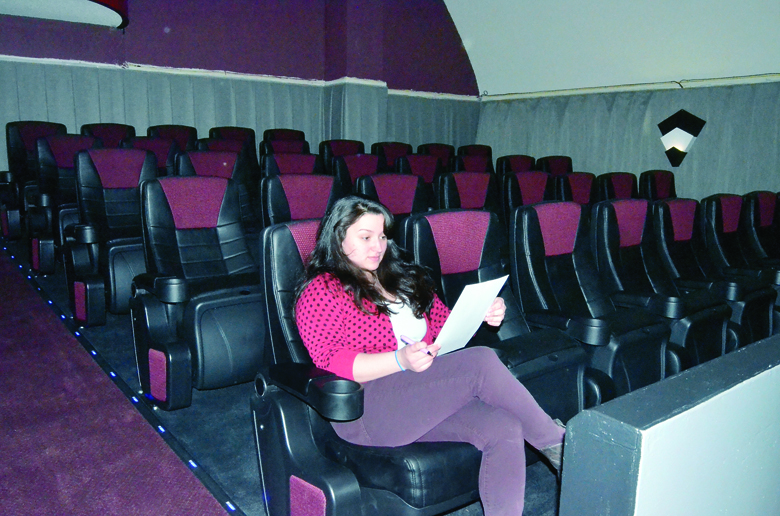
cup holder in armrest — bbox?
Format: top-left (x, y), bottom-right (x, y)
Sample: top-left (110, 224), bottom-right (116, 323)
top-left (566, 317), bottom-right (610, 346)
top-left (268, 363), bottom-right (364, 422)
top-left (153, 276), bottom-right (189, 304)
top-left (647, 294), bottom-right (685, 319)
top-left (74, 224), bottom-right (98, 244)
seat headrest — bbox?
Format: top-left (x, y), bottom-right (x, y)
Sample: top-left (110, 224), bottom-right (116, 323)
top-left (609, 173), bottom-right (635, 199)
top-left (425, 210), bottom-right (490, 274)
top-left (755, 191), bottom-right (776, 227)
top-left (665, 199), bottom-right (697, 242)
top-left (45, 135), bottom-right (98, 167)
top-left (87, 149), bottom-right (148, 188)
top-left (718, 195), bottom-right (742, 234)
top-left (612, 199), bottom-right (648, 248)
top-left (278, 175), bottom-right (334, 220)
top-left (369, 175), bottom-right (419, 215)
top-left (158, 177), bottom-right (228, 229)
top-left (405, 155), bottom-right (439, 183)
top-left (188, 151), bottom-right (238, 179)
top-left (452, 172), bottom-right (489, 209)
top-left (515, 171), bottom-right (549, 205)
top-left (287, 219), bottom-right (321, 265)
top-left (274, 154), bottom-right (317, 175)
top-left (533, 202), bottom-right (580, 257)
top-left (342, 154), bottom-right (378, 180)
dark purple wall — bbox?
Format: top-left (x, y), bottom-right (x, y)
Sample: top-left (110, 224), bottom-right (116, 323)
top-left (0, 14), bottom-right (125, 64)
top-left (0, 0), bottom-right (477, 96)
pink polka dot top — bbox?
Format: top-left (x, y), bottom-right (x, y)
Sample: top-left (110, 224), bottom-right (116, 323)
top-left (295, 273), bottom-right (450, 381)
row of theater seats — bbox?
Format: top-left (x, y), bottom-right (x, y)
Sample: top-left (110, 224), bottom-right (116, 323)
top-left (129, 176), bottom-right (778, 514)
top-left (2, 120), bottom-right (678, 250)
top-left (3, 124), bottom-right (780, 514)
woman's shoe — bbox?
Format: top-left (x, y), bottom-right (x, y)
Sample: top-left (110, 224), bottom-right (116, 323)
top-left (541, 418), bottom-right (565, 477)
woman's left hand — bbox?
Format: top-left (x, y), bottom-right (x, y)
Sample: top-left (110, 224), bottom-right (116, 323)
top-left (484, 297), bottom-right (506, 326)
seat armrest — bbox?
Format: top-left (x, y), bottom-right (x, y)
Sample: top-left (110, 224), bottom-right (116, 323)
top-left (525, 311), bottom-right (611, 346)
top-left (133, 273), bottom-right (189, 303)
top-left (65, 224), bottom-right (99, 244)
top-left (674, 278), bottom-right (714, 292)
top-left (612, 291), bottom-right (685, 319)
top-left (723, 267), bottom-right (763, 279)
top-left (524, 311), bottom-right (570, 331)
top-left (263, 363), bottom-right (364, 422)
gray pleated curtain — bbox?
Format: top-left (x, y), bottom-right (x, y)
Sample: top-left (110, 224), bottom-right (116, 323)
top-left (0, 57), bottom-right (481, 168)
top-left (477, 81), bottom-right (780, 200)
top-left (3, 56), bottom-right (779, 202)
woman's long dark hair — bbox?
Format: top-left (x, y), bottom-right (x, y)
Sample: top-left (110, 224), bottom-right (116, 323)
top-left (295, 196), bottom-right (436, 317)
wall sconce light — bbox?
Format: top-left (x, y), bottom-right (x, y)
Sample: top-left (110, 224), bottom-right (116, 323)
top-left (658, 110), bottom-right (706, 167)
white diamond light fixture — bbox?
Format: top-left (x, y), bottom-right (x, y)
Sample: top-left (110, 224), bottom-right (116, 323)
top-left (658, 110), bottom-right (706, 167)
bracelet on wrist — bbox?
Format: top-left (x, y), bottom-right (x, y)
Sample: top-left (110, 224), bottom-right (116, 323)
top-left (394, 349), bottom-right (406, 371)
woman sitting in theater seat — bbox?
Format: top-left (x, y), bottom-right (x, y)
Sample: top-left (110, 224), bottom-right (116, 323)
top-left (294, 195), bottom-right (565, 516)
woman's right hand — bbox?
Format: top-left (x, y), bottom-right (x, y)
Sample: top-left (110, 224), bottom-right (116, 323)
top-left (397, 340), bottom-right (440, 373)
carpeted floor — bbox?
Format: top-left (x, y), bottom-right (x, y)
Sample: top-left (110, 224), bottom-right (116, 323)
top-left (0, 250), bottom-right (228, 515)
top-left (1, 238), bottom-right (561, 516)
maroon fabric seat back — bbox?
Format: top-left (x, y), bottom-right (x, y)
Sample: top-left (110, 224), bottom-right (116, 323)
top-left (319, 139), bottom-right (366, 174)
top-left (398, 155), bottom-right (442, 184)
top-left (426, 210), bottom-right (491, 275)
top-left (87, 149), bottom-right (151, 189)
top-left (260, 174), bottom-right (345, 227)
top-left (457, 144), bottom-right (492, 158)
top-left (356, 174), bottom-right (427, 216)
top-left (211, 126), bottom-right (255, 143)
top-left (701, 193), bottom-right (749, 269)
top-left (6, 121), bottom-right (68, 182)
top-left (198, 138), bottom-right (245, 153)
top-left (591, 199), bottom-right (654, 294)
top-left (515, 171), bottom-right (552, 205)
top-left (37, 134), bottom-right (101, 203)
top-left (280, 175), bottom-right (335, 220)
top-left (263, 128), bottom-right (305, 141)
top-left (639, 170), bottom-right (676, 201)
top-left (121, 137), bottom-right (177, 176)
top-left (452, 172), bottom-right (491, 209)
top-left (536, 156), bottom-right (573, 176)
top-left (436, 171), bottom-right (499, 213)
top-left (81, 123), bottom-right (136, 148)
top-left (652, 198), bottom-right (708, 281)
top-left (147, 125), bottom-right (197, 152)
top-left (456, 155), bottom-right (494, 174)
top-left (371, 141), bottom-right (413, 171)
top-left (561, 172), bottom-right (596, 205)
top-left (333, 154), bottom-right (380, 187)
top-left (263, 139), bottom-right (310, 155)
top-left (496, 155), bottom-right (536, 177)
top-left (402, 209), bottom-right (501, 307)
top-left (417, 143), bottom-right (454, 171)
top-left (320, 139), bottom-right (363, 160)
top-left (596, 172), bottom-right (638, 201)
top-left (262, 153), bottom-right (322, 177)
top-left (741, 191), bottom-right (780, 261)
top-left (179, 151), bottom-right (240, 180)
top-left (501, 171), bottom-right (554, 227)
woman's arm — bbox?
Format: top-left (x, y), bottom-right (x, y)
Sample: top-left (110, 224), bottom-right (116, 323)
top-left (352, 341), bottom-right (441, 383)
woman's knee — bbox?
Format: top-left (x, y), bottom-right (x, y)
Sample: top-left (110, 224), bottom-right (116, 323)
top-left (461, 346), bottom-right (505, 372)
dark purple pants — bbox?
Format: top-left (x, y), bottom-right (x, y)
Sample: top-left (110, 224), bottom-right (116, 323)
top-left (332, 346), bottom-right (565, 515)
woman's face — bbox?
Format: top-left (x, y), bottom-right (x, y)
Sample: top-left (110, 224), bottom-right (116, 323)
top-left (341, 212), bottom-right (388, 272)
